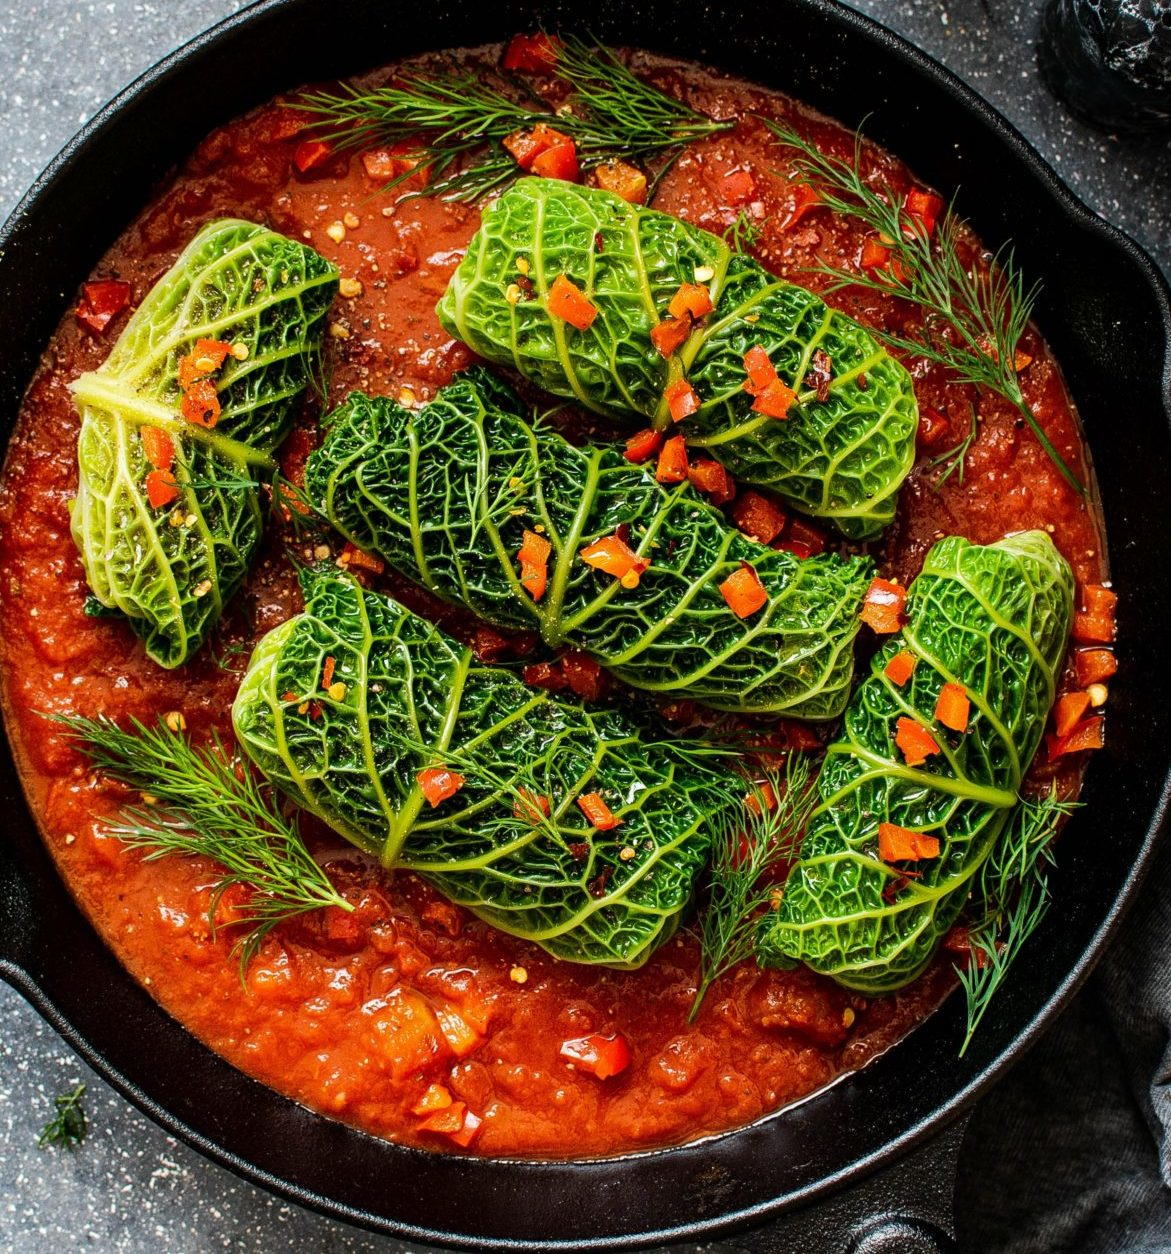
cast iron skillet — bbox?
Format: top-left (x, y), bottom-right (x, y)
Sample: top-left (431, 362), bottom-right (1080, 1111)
top-left (0, 0), bottom-right (1168, 1249)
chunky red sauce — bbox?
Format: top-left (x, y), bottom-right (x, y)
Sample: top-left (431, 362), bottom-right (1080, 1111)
top-left (0, 48), bottom-right (1105, 1158)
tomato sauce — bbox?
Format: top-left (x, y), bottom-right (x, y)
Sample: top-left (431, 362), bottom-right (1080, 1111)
top-left (0, 48), bottom-right (1105, 1158)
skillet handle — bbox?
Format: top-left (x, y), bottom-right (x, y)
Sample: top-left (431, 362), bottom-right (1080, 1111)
top-left (734, 1114), bottom-right (968, 1253)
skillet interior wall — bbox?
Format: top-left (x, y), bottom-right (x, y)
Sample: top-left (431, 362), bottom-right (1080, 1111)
top-left (0, 0), bottom-right (1166, 1246)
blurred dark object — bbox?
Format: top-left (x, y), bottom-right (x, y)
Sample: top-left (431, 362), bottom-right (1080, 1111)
top-left (1039, 0), bottom-right (1171, 132)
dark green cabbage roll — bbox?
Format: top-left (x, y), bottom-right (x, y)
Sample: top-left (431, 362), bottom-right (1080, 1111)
top-left (437, 178), bottom-right (918, 539)
top-left (305, 368), bottom-right (873, 718)
top-left (757, 531), bottom-right (1074, 992)
top-left (232, 569), bottom-right (738, 967)
top-left (70, 219), bottom-right (338, 667)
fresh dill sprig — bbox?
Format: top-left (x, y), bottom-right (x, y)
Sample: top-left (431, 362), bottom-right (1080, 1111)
top-left (59, 716), bottom-right (351, 969)
top-left (724, 208), bottom-right (761, 253)
top-left (956, 788), bottom-right (1080, 1054)
top-left (689, 754), bottom-right (818, 1021)
top-left (298, 37), bottom-right (731, 203)
top-left (925, 403), bottom-right (979, 488)
top-left (764, 121), bottom-right (1084, 496)
top-left (37, 1083), bottom-right (87, 1151)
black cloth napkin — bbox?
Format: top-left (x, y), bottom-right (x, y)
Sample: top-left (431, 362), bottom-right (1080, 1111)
top-left (956, 830), bottom-right (1171, 1251)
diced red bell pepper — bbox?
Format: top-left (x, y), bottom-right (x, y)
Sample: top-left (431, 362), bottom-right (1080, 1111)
top-left (655, 434), bottom-right (689, 483)
top-left (751, 379), bottom-right (797, 419)
top-left (593, 160), bottom-right (648, 205)
top-left (417, 1100), bottom-right (483, 1148)
top-left (145, 469), bottom-right (181, 509)
top-left (503, 123), bottom-right (571, 171)
top-left (743, 780), bottom-right (778, 820)
top-left (624, 428), bottom-right (663, 464)
top-left (687, 458), bottom-right (736, 506)
top-left (561, 650), bottom-right (605, 701)
top-left (338, 541), bottom-right (386, 575)
top-left (181, 378), bottom-right (221, 429)
top-left (1048, 715), bottom-right (1104, 759)
top-left (721, 168), bottom-right (756, 206)
top-left (935, 682), bottom-right (970, 733)
top-left (878, 822), bottom-right (940, 862)
top-left (731, 490), bottom-right (787, 545)
top-left (292, 138), bottom-right (335, 176)
top-left (664, 378), bottom-right (700, 423)
top-left (531, 140), bottom-right (580, 183)
top-left (895, 717), bottom-right (940, 767)
top-left (417, 767), bottom-right (465, 808)
top-left (1054, 691), bottom-right (1092, 738)
top-left (859, 578), bottom-right (907, 633)
top-left (362, 146), bottom-right (419, 181)
top-left (558, 1032), bottom-right (631, 1079)
top-left (916, 407), bottom-right (951, 449)
top-left (720, 563), bottom-right (768, 618)
top-left (742, 345), bottom-right (778, 395)
top-left (903, 188), bottom-right (945, 237)
top-left (650, 316), bottom-right (692, 358)
top-left (859, 237), bottom-right (892, 271)
top-left (523, 660), bottom-right (566, 692)
top-left (884, 649), bottom-right (917, 687)
top-left (517, 529), bottom-right (552, 601)
top-left (547, 274), bottom-right (596, 330)
top-left (776, 517), bottom-right (826, 559)
top-left (502, 32), bottom-right (561, 72)
top-left (513, 788), bottom-right (552, 825)
top-left (577, 792), bottom-right (621, 831)
top-left (580, 533), bottom-right (650, 588)
top-left (781, 183), bottom-right (821, 231)
top-left (668, 283), bottom-right (714, 321)
top-left (76, 279), bottom-right (132, 336)
top-left (1073, 584), bottom-right (1117, 644)
top-left (1074, 649), bottom-right (1117, 687)
top-left (411, 1083), bottom-right (453, 1116)
top-left (140, 426), bottom-right (175, 472)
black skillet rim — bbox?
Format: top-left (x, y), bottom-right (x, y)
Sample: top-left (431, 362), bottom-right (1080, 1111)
top-left (0, 0), bottom-right (1169, 1248)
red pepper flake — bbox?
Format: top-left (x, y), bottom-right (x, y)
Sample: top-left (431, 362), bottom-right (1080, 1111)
top-left (803, 349), bottom-right (834, 403)
top-left (587, 866), bottom-right (614, 898)
top-left (567, 841), bottom-right (591, 862)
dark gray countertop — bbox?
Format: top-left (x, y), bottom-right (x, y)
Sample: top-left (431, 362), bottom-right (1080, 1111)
top-left (0, 3), bottom-right (1167, 1251)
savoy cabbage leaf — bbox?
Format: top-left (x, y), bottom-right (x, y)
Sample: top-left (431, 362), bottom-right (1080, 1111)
top-left (436, 178), bottom-right (918, 539)
top-left (306, 367), bottom-right (874, 717)
top-left (757, 531), bottom-right (1074, 992)
top-left (232, 569), bottom-right (739, 967)
top-left (70, 219), bottom-right (337, 667)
